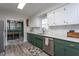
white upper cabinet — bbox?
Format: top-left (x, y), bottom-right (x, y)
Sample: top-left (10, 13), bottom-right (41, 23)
top-left (75, 4), bottom-right (79, 23)
top-left (54, 7), bottom-right (66, 25)
top-left (47, 11), bottom-right (55, 26)
top-left (47, 6), bottom-right (67, 26)
top-left (47, 4), bottom-right (79, 26)
top-left (64, 4), bottom-right (79, 24)
top-left (30, 4), bottom-right (79, 27)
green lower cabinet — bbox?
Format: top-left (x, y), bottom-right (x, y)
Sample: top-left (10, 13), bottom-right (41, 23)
top-left (54, 39), bottom-right (64, 56)
top-left (64, 46), bottom-right (79, 56)
top-left (54, 38), bottom-right (79, 56)
top-left (27, 34), bottom-right (31, 43)
top-left (33, 37), bottom-right (37, 46)
top-left (54, 43), bottom-right (64, 56)
top-left (27, 33), bottom-right (43, 49)
top-left (27, 33), bottom-right (34, 44)
top-left (29, 34), bottom-right (33, 44)
top-left (31, 36), bottom-right (34, 44)
top-left (64, 40), bottom-right (79, 56)
top-left (36, 38), bottom-right (43, 49)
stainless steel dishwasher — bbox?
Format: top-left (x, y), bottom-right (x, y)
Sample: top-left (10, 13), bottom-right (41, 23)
top-left (43, 37), bottom-right (54, 56)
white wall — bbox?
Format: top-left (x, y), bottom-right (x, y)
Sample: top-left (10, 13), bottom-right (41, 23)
top-left (0, 11), bottom-right (28, 46)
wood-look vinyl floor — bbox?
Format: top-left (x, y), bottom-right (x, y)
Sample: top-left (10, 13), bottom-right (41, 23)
top-left (5, 43), bottom-right (28, 56)
top-left (4, 42), bottom-right (48, 56)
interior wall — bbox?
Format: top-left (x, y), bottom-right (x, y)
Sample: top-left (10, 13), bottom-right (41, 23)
top-left (0, 11), bottom-right (28, 46)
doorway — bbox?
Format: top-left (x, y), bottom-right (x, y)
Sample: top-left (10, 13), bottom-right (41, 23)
top-left (7, 20), bottom-right (24, 45)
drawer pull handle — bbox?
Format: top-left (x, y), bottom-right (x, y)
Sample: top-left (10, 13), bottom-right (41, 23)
top-left (69, 44), bottom-right (75, 47)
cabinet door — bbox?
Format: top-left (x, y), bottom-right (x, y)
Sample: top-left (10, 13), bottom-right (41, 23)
top-left (38, 39), bottom-right (43, 49)
top-left (54, 39), bottom-right (64, 56)
top-left (47, 11), bottom-right (55, 26)
top-left (64, 46), bottom-right (79, 56)
top-left (54, 43), bottom-right (64, 56)
top-left (31, 35), bottom-right (35, 45)
top-left (33, 37), bottom-right (35, 45)
top-left (65, 4), bottom-right (78, 24)
top-left (27, 34), bottom-right (30, 42)
top-left (36, 37), bottom-right (43, 49)
top-left (27, 34), bottom-right (32, 43)
top-left (75, 3), bottom-right (79, 23)
top-left (54, 7), bottom-right (66, 25)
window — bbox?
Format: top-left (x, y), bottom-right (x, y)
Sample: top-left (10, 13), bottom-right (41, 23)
top-left (10, 21), bottom-right (16, 30)
top-left (42, 17), bottom-right (48, 29)
top-left (42, 16), bottom-right (48, 29)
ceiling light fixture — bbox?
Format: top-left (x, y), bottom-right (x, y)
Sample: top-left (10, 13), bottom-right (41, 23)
top-left (17, 2), bottom-right (26, 9)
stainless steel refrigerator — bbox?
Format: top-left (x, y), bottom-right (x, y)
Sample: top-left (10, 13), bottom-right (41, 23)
top-left (0, 20), bottom-right (5, 53)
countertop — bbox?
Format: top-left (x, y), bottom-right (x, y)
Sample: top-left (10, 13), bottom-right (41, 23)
top-left (27, 33), bottom-right (79, 43)
top-left (43, 35), bottom-right (79, 43)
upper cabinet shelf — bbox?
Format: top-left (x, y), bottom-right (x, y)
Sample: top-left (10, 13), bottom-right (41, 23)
top-left (47, 4), bottom-right (79, 26)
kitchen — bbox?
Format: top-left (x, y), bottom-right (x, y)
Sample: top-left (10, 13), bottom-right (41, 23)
top-left (27, 3), bottom-right (79, 56)
top-left (0, 3), bottom-right (79, 56)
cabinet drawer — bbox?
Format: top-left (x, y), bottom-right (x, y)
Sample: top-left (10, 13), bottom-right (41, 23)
top-left (64, 46), bottom-right (79, 56)
top-left (54, 38), bottom-right (64, 44)
top-left (64, 41), bottom-right (79, 47)
top-left (54, 38), bottom-right (79, 48)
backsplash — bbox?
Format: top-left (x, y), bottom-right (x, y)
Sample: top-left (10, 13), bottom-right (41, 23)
top-left (29, 24), bottom-right (79, 37)
top-left (47, 24), bottom-right (79, 36)
top-left (29, 27), bottom-right (42, 34)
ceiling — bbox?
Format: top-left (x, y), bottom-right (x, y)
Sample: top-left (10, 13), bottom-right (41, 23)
top-left (0, 3), bottom-right (64, 17)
